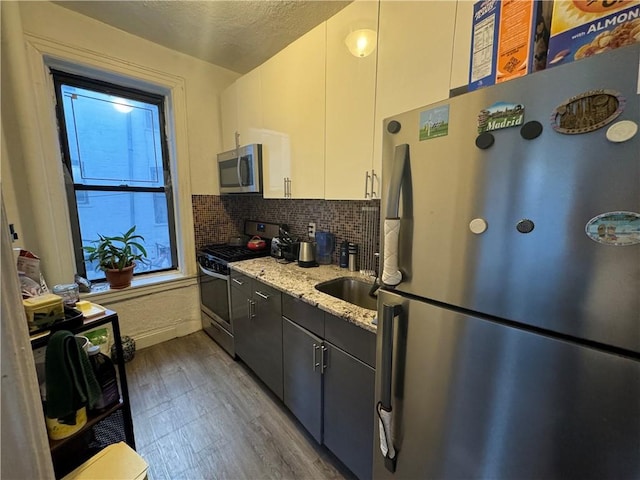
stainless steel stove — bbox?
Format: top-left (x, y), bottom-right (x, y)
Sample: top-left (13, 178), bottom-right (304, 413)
top-left (197, 220), bottom-right (280, 356)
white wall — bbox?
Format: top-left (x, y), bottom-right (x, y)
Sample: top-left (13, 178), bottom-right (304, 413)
top-left (2, 1), bottom-right (240, 344)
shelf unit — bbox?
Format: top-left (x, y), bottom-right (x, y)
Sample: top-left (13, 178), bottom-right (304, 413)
top-left (31, 310), bottom-right (136, 478)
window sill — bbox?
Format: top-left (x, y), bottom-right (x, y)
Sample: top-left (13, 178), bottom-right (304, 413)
top-left (81, 270), bottom-right (198, 304)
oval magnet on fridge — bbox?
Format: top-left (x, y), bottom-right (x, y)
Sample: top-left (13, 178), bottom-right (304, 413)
top-left (585, 211), bottom-right (640, 246)
top-left (551, 89), bottom-right (625, 134)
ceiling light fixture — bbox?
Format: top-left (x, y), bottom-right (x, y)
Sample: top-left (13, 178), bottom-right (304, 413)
top-left (345, 29), bottom-right (377, 58)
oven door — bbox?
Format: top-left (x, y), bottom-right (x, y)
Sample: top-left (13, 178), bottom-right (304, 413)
top-left (198, 264), bottom-right (231, 327)
top-left (198, 265), bottom-right (235, 356)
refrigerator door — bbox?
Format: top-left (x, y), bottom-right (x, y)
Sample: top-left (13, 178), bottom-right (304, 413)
top-left (374, 289), bottom-right (640, 480)
top-left (380, 45), bottom-right (640, 353)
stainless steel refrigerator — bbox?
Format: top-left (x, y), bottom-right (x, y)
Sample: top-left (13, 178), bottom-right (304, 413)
top-left (375, 45), bottom-right (640, 479)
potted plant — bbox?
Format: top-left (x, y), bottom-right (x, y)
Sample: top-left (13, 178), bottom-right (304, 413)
top-left (83, 226), bottom-right (148, 289)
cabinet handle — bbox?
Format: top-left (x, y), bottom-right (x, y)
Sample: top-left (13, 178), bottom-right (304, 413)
top-left (370, 169), bottom-right (378, 199)
top-left (284, 178), bottom-right (287, 197)
top-left (255, 291), bottom-right (270, 300)
top-left (364, 171), bottom-right (371, 198)
top-left (287, 178), bottom-right (292, 198)
top-left (313, 343), bottom-right (321, 372)
top-left (320, 345), bottom-right (328, 374)
top-left (247, 299), bottom-right (256, 319)
top-left (232, 278), bottom-right (244, 286)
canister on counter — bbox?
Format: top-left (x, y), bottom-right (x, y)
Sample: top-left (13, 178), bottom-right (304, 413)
top-left (348, 243), bottom-right (358, 272)
top-left (52, 283), bottom-right (80, 307)
top-left (339, 241), bottom-right (349, 268)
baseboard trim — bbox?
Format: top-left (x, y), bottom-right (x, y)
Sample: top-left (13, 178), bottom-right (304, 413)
top-left (133, 320), bottom-right (202, 350)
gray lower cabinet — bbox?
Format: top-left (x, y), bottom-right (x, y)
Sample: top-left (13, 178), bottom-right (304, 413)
top-left (234, 280), bottom-right (375, 479)
top-left (282, 317), bottom-right (323, 442)
top-left (323, 342), bottom-right (375, 480)
top-left (231, 272), bottom-right (283, 400)
top-left (282, 295), bottom-right (376, 480)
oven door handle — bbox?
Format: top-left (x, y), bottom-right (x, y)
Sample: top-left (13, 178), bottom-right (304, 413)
top-left (198, 264), bottom-right (229, 281)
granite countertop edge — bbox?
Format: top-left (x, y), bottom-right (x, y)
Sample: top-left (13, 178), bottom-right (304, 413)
top-left (229, 257), bottom-right (378, 333)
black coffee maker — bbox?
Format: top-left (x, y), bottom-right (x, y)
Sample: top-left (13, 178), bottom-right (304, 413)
top-left (273, 225), bottom-right (299, 262)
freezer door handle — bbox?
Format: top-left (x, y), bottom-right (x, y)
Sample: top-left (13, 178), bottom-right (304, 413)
top-left (378, 302), bottom-right (402, 472)
top-left (382, 144), bottom-right (408, 286)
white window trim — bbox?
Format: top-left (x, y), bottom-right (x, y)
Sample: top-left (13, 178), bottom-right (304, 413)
top-left (23, 33), bottom-right (197, 292)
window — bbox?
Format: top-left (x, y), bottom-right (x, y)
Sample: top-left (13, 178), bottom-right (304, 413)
top-left (52, 70), bottom-right (177, 282)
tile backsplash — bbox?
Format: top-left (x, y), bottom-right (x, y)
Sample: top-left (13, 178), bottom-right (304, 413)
top-left (192, 195), bottom-right (380, 270)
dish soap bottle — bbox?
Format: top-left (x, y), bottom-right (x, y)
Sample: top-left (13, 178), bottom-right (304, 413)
top-left (87, 344), bottom-right (120, 412)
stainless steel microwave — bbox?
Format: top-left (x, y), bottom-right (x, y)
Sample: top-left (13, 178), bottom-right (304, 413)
top-left (217, 144), bottom-right (262, 194)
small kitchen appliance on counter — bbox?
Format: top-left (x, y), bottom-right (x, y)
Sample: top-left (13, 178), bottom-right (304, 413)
top-left (197, 220), bottom-right (280, 357)
top-left (298, 241), bottom-right (318, 268)
top-left (270, 237), bottom-right (283, 258)
top-left (271, 225), bottom-right (299, 262)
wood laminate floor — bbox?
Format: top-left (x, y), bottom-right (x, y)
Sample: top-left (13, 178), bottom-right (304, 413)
top-left (126, 331), bottom-right (353, 480)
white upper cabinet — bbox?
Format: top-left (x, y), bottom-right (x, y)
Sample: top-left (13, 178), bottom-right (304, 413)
top-left (220, 82), bottom-right (238, 152)
top-left (236, 68), bottom-right (264, 146)
top-left (220, 68), bottom-right (263, 152)
top-left (260, 23), bottom-right (327, 199)
top-left (220, 1), bottom-right (465, 200)
top-left (373, 1), bottom-right (458, 171)
top-left (324, 0), bottom-right (379, 200)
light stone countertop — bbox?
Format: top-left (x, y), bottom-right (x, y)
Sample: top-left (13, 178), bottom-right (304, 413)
top-left (229, 257), bottom-right (378, 333)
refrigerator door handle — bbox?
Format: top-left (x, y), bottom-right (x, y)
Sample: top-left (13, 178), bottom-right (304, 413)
top-left (377, 302), bottom-right (402, 472)
top-left (382, 144), bottom-right (408, 286)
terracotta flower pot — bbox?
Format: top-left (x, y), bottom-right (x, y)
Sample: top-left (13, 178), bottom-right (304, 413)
top-left (105, 264), bottom-right (135, 289)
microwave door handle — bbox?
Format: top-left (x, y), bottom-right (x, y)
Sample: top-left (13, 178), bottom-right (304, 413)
top-left (382, 144), bottom-right (408, 287)
top-left (236, 155), bottom-right (244, 187)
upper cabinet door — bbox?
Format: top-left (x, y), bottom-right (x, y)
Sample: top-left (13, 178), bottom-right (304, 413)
top-left (220, 82), bottom-right (238, 152)
top-left (236, 68), bottom-right (263, 146)
top-left (220, 69), bottom-right (263, 152)
top-left (261, 23), bottom-right (326, 199)
top-left (325, 0), bottom-right (379, 201)
top-left (373, 1), bottom-right (457, 172)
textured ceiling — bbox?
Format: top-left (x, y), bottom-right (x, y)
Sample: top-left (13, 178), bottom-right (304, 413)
top-left (54, 1), bottom-right (352, 74)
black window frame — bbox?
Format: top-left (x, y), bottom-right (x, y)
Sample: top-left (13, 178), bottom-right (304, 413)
top-left (51, 69), bottom-right (178, 281)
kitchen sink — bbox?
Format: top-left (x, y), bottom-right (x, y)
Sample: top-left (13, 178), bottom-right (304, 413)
top-left (315, 277), bottom-right (378, 311)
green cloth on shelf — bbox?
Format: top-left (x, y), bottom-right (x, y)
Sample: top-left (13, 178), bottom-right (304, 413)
top-left (45, 330), bottom-right (101, 423)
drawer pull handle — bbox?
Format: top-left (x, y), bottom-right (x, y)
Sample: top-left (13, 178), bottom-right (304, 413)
top-left (255, 291), bottom-right (270, 300)
top-left (232, 278), bottom-right (244, 286)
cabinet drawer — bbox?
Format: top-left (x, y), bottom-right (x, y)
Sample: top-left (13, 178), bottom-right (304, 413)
top-left (282, 294), bottom-right (324, 338)
top-left (230, 271), bottom-right (252, 297)
top-left (253, 281), bottom-right (280, 303)
top-left (325, 313), bottom-right (376, 368)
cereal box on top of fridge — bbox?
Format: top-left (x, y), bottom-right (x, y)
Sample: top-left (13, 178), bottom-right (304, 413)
top-left (469, 0), bottom-right (501, 91)
top-left (547, 0), bottom-right (640, 68)
top-left (469, 0), bottom-right (553, 91)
